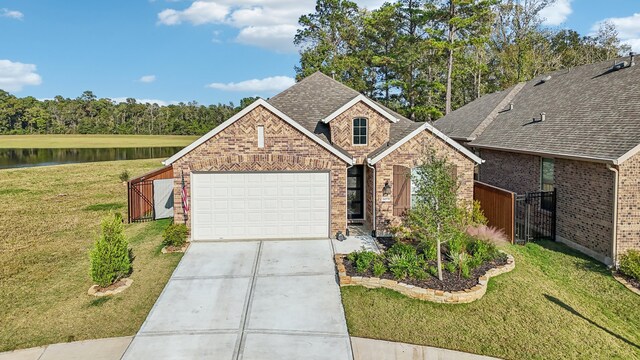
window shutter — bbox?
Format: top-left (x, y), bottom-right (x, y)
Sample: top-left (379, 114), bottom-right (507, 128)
top-left (393, 165), bottom-right (411, 216)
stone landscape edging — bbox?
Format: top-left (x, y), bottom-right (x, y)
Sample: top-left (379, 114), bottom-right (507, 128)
top-left (161, 243), bottom-right (189, 254)
top-left (335, 253), bottom-right (515, 304)
top-left (613, 273), bottom-right (640, 296)
top-left (88, 278), bottom-right (133, 297)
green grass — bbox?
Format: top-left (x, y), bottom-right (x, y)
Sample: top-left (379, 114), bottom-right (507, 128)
top-left (0, 159), bottom-right (183, 351)
top-left (0, 134), bottom-right (198, 148)
top-left (342, 241), bottom-right (640, 360)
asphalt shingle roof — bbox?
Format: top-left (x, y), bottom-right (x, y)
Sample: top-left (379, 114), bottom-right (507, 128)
top-left (434, 57), bottom-right (640, 162)
top-left (267, 71), bottom-right (425, 160)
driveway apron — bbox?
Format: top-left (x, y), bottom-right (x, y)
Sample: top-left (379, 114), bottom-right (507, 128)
top-left (122, 239), bottom-right (352, 360)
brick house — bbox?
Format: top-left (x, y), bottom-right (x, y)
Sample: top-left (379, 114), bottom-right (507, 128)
top-left (435, 55), bottom-right (640, 266)
top-left (163, 72), bottom-right (481, 241)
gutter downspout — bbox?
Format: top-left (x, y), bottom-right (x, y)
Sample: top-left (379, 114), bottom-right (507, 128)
top-left (607, 164), bottom-right (619, 268)
top-left (366, 160), bottom-right (377, 237)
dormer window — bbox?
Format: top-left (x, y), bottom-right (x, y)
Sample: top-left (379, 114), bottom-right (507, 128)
top-left (353, 118), bottom-right (367, 145)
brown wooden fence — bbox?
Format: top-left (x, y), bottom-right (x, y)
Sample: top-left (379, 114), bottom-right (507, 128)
top-left (127, 165), bottom-right (174, 223)
top-left (473, 181), bottom-right (515, 243)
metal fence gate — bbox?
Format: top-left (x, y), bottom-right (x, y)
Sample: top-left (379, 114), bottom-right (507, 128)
top-left (514, 189), bottom-right (556, 244)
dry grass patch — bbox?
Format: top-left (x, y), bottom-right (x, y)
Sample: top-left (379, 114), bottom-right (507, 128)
top-left (342, 241), bottom-right (640, 360)
top-left (0, 159), bottom-right (182, 351)
top-left (0, 134), bottom-right (197, 148)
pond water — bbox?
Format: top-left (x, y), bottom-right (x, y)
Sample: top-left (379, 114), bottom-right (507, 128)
top-left (0, 147), bottom-right (183, 170)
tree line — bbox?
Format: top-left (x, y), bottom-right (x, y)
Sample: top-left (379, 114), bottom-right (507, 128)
top-left (0, 0), bottom-right (631, 134)
top-left (295, 0), bottom-right (631, 121)
top-left (0, 90), bottom-right (258, 135)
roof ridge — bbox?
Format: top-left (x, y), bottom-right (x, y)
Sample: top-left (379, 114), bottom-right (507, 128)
top-left (468, 82), bottom-right (526, 140)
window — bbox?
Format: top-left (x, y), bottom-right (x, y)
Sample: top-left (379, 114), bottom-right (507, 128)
top-left (257, 126), bottom-right (264, 148)
top-left (540, 157), bottom-right (554, 210)
top-left (353, 118), bottom-right (367, 145)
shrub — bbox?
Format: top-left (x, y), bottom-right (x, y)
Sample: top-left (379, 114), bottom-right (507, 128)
top-left (162, 223), bottom-right (189, 248)
top-left (387, 248), bottom-right (426, 280)
top-left (448, 250), bottom-right (471, 278)
top-left (417, 239), bottom-right (438, 261)
top-left (619, 250), bottom-right (640, 281)
top-left (119, 170), bottom-right (130, 182)
top-left (372, 259), bottom-right (386, 277)
top-left (387, 242), bottom-right (416, 257)
top-left (467, 225), bottom-right (509, 245)
top-left (89, 213), bottom-right (132, 287)
top-left (458, 200), bottom-right (488, 228)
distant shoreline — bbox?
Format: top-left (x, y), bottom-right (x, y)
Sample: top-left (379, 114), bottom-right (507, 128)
top-left (0, 134), bottom-right (198, 149)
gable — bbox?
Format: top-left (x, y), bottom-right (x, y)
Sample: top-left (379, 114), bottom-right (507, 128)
top-left (163, 99), bottom-right (354, 166)
top-left (322, 95), bottom-right (399, 124)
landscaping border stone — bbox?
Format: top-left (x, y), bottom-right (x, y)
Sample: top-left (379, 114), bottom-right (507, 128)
top-left (613, 273), bottom-right (640, 296)
top-left (88, 278), bottom-right (133, 297)
top-left (161, 243), bottom-right (189, 254)
top-left (335, 253), bottom-right (515, 303)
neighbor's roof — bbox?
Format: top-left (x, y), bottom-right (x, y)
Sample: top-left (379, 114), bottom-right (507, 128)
top-left (434, 57), bottom-right (640, 164)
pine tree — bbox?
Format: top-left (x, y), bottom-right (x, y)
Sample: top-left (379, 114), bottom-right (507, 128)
top-left (89, 213), bottom-right (131, 287)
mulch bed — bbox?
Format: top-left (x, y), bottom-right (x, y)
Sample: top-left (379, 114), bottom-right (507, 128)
top-left (343, 256), bottom-right (508, 292)
top-left (617, 272), bottom-right (640, 291)
top-left (96, 279), bottom-right (127, 292)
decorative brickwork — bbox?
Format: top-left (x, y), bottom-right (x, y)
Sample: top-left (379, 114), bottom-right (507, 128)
top-left (335, 253), bottom-right (515, 303)
top-left (478, 148), bottom-right (616, 263)
top-left (374, 131), bottom-right (476, 234)
top-left (171, 105), bottom-right (349, 236)
top-left (329, 101), bottom-right (391, 164)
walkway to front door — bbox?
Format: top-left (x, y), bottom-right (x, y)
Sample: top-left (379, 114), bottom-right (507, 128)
top-left (122, 239), bottom-right (352, 360)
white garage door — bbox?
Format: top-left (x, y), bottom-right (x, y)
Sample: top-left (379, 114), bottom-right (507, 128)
top-left (191, 172), bottom-right (330, 240)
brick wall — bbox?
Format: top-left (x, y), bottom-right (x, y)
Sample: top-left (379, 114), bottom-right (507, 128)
top-left (478, 149), bottom-right (615, 262)
top-left (375, 131), bottom-right (476, 234)
top-left (171, 105), bottom-right (349, 236)
top-left (329, 101), bottom-right (390, 164)
top-left (617, 151), bottom-right (640, 259)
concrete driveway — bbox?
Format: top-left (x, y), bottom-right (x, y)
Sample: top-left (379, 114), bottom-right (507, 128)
top-left (122, 239), bottom-right (352, 360)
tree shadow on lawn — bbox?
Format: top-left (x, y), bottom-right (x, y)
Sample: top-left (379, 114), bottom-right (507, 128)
top-left (533, 240), bottom-right (610, 276)
top-left (544, 294), bottom-right (640, 350)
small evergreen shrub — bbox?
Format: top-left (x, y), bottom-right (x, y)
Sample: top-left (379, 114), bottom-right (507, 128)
top-left (619, 250), bottom-right (640, 281)
top-left (89, 213), bottom-right (131, 287)
top-left (162, 223), bottom-right (189, 247)
top-left (387, 248), bottom-right (426, 280)
top-left (372, 259), bottom-right (386, 277)
top-left (119, 170), bottom-right (130, 182)
top-left (417, 239), bottom-right (438, 261)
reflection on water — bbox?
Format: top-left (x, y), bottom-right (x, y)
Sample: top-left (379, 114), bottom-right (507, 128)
top-left (0, 147), bottom-right (182, 169)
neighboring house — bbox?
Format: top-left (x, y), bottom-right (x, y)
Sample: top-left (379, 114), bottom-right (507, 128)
top-left (435, 55), bottom-right (640, 266)
top-left (162, 72), bottom-right (481, 241)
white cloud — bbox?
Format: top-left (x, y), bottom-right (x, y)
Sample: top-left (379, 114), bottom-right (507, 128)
top-left (539, 0), bottom-right (572, 26)
top-left (236, 24), bottom-right (299, 52)
top-left (592, 13), bottom-right (640, 52)
top-left (1, 8), bottom-right (24, 20)
top-left (0, 60), bottom-right (42, 92)
top-left (139, 75), bottom-right (157, 83)
top-left (157, 1), bottom-right (383, 53)
top-left (207, 76), bottom-right (295, 92)
top-left (158, 1), bottom-right (228, 25)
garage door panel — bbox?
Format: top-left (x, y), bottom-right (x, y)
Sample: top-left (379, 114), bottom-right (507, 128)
top-left (192, 172), bottom-right (329, 240)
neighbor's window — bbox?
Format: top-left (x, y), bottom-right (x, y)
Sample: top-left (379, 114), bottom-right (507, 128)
top-left (540, 157), bottom-right (554, 210)
top-left (353, 118), bottom-right (367, 145)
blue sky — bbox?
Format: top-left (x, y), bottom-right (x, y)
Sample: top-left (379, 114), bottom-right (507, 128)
top-left (1, 0), bottom-right (639, 106)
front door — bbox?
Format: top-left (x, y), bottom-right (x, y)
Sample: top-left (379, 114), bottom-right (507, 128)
top-left (347, 165), bottom-right (364, 220)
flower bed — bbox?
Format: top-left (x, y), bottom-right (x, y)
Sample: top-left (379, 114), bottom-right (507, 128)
top-left (336, 253), bottom-right (515, 303)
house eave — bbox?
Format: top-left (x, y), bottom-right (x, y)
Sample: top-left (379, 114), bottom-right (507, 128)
top-left (321, 95), bottom-right (399, 124)
top-left (469, 143), bottom-right (618, 165)
top-left (162, 98), bottom-right (355, 166)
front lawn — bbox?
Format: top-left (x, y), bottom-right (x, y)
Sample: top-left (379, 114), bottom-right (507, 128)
top-left (342, 241), bottom-right (640, 360)
top-left (0, 159), bottom-right (182, 352)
